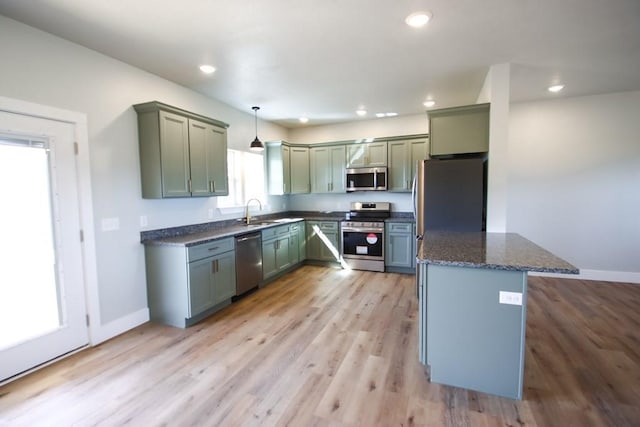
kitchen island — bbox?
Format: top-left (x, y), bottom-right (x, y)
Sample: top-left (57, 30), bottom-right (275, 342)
top-left (416, 232), bottom-right (578, 399)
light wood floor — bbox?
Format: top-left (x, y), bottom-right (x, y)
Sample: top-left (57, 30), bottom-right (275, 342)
top-left (1, 266), bottom-right (639, 426)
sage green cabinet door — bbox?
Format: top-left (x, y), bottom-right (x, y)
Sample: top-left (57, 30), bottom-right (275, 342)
top-left (310, 146), bottom-right (345, 193)
top-left (429, 103), bottom-right (489, 156)
top-left (262, 239), bottom-right (278, 279)
top-left (262, 235), bottom-right (291, 279)
top-left (385, 222), bottom-right (415, 268)
top-left (188, 257), bottom-right (216, 317)
top-left (282, 145), bottom-right (291, 193)
top-left (367, 142), bottom-right (388, 166)
top-left (329, 146), bottom-right (346, 192)
top-left (410, 139), bottom-right (428, 180)
top-left (346, 144), bottom-right (367, 168)
top-left (276, 235), bottom-right (291, 271)
top-left (310, 147), bottom-right (330, 192)
top-left (298, 222), bottom-right (306, 261)
top-left (188, 250), bottom-right (236, 316)
top-left (212, 250), bottom-right (236, 305)
top-left (289, 226), bottom-right (301, 265)
top-left (346, 142), bottom-right (387, 168)
top-left (290, 146), bottom-right (309, 194)
top-left (159, 111), bottom-right (191, 197)
top-left (267, 142), bottom-right (291, 195)
top-left (388, 138), bottom-right (428, 192)
top-left (188, 119), bottom-right (228, 197)
top-left (388, 141), bottom-right (410, 192)
top-left (306, 221), bottom-right (340, 262)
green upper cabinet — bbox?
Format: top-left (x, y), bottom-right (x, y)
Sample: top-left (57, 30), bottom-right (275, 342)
top-left (188, 119), bottom-right (228, 197)
top-left (387, 137), bottom-right (429, 192)
top-left (310, 145), bottom-right (346, 193)
top-left (267, 141), bottom-right (310, 195)
top-left (290, 146), bottom-right (310, 194)
top-left (428, 103), bottom-right (490, 157)
top-left (134, 101), bottom-right (229, 199)
top-left (266, 142), bottom-right (290, 195)
top-left (346, 141), bottom-right (387, 168)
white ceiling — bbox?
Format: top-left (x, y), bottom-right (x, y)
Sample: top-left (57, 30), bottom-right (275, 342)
top-left (1, 0), bottom-right (639, 128)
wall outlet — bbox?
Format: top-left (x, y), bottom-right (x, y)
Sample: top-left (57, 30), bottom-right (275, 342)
top-left (499, 291), bottom-right (523, 306)
top-left (101, 217), bottom-right (120, 232)
top-left (139, 215), bottom-right (148, 227)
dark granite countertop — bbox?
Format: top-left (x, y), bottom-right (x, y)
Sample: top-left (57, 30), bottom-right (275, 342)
top-left (417, 231), bottom-right (579, 274)
top-left (141, 211), bottom-right (347, 247)
top-left (386, 212), bottom-right (415, 223)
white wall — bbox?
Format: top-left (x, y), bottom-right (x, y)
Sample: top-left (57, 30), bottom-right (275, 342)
top-left (0, 16), bottom-right (289, 337)
top-left (288, 113), bottom-right (428, 143)
top-left (483, 63), bottom-right (511, 232)
top-left (508, 91), bottom-right (640, 279)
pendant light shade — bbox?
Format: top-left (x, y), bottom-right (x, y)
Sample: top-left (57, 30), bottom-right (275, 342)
top-left (250, 106), bottom-right (264, 152)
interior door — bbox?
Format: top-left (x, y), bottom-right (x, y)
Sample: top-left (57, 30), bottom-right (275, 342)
top-left (0, 111), bottom-right (89, 382)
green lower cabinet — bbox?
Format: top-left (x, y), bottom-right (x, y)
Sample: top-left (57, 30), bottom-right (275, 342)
top-left (385, 222), bottom-right (416, 271)
top-left (188, 250), bottom-right (236, 316)
top-left (262, 231), bottom-right (292, 280)
top-left (306, 221), bottom-right (340, 262)
top-left (298, 223), bottom-right (306, 261)
top-left (289, 224), bottom-right (302, 265)
top-left (144, 236), bottom-right (236, 328)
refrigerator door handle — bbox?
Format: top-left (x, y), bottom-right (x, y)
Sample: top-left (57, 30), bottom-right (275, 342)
top-left (414, 160), bottom-right (425, 240)
top-left (412, 169), bottom-right (417, 221)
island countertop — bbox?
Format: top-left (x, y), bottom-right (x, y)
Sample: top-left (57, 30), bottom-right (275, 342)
top-left (417, 231), bottom-right (579, 274)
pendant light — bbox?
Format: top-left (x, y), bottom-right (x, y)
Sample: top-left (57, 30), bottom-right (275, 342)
top-left (250, 106), bottom-right (264, 152)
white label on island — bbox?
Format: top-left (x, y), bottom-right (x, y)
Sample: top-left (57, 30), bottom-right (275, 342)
top-left (499, 291), bottom-right (523, 306)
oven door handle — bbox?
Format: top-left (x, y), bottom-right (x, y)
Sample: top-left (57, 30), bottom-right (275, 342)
top-left (342, 227), bottom-right (383, 233)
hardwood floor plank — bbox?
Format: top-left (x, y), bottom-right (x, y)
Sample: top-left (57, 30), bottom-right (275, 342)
top-left (1, 267), bottom-right (639, 426)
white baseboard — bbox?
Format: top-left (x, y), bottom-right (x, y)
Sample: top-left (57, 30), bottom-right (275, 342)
top-left (90, 308), bottom-right (150, 345)
top-left (530, 269), bottom-right (640, 284)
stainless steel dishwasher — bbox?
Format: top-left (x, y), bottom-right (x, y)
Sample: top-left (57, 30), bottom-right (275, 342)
top-left (235, 232), bottom-right (263, 296)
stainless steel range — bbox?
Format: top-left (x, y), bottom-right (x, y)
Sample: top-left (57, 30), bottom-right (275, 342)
top-left (341, 202), bottom-right (390, 272)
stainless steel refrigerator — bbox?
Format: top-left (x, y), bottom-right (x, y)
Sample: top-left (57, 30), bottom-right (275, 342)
top-left (413, 157), bottom-right (486, 238)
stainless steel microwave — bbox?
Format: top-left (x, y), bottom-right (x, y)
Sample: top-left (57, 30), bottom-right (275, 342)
top-left (346, 167), bottom-right (387, 192)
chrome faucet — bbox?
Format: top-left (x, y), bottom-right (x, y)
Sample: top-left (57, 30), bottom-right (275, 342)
top-left (245, 198), bottom-right (262, 225)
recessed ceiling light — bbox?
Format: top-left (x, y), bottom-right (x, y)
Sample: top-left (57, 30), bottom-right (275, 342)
top-left (299, 117), bottom-right (309, 123)
top-left (199, 65), bottom-right (216, 74)
top-left (375, 113), bottom-right (386, 118)
top-left (356, 109), bottom-right (367, 117)
top-left (385, 112), bottom-right (398, 117)
top-left (548, 84), bottom-right (565, 93)
top-left (423, 100), bottom-right (436, 108)
top-left (405, 11), bottom-right (432, 28)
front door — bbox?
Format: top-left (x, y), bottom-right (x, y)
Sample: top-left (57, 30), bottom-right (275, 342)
top-left (0, 110), bottom-right (89, 382)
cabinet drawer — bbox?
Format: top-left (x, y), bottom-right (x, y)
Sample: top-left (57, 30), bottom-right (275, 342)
top-left (317, 221), bottom-right (338, 231)
top-left (387, 222), bottom-right (413, 233)
top-left (289, 222), bottom-right (302, 233)
top-left (262, 224), bottom-right (290, 241)
top-left (188, 237), bottom-right (234, 262)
